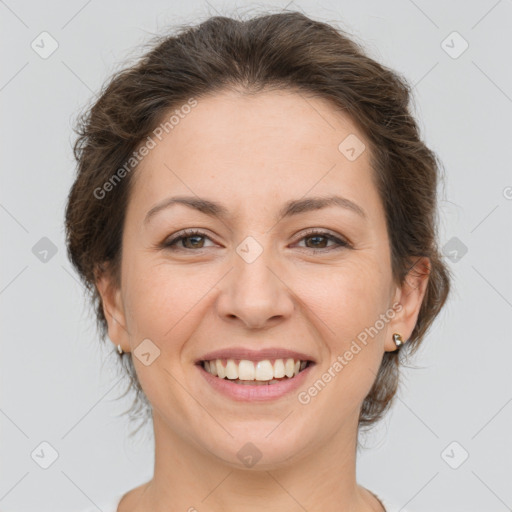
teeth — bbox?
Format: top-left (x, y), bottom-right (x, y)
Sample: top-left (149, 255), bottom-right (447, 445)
top-left (274, 359), bottom-right (285, 378)
top-left (216, 360), bottom-right (226, 379)
top-left (284, 358), bottom-right (295, 378)
top-left (202, 358), bottom-right (309, 381)
top-left (255, 360), bottom-right (274, 381)
top-left (238, 359), bottom-right (255, 380)
top-left (225, 359), bottom-right (238, 379)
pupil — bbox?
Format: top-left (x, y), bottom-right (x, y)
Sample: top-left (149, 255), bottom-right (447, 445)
top-left (186, 236), bottom-right (203, 248)
top-left (308, 236), bottom-right (326, 248)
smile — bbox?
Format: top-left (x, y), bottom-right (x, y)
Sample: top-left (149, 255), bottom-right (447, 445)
top-left (201, 358), bottom-right (311, 385)
top-left (197, 357), bottom-right (315, 401)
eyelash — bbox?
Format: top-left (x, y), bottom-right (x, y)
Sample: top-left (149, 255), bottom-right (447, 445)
top-left (162, 228), bottom-right (351, 253)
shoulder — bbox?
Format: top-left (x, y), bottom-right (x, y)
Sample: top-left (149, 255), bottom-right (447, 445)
top-left (79, 493), bottom-right (124, 512)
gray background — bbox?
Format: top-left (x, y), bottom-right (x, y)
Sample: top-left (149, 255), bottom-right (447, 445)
top-left (1, 1), bottom-right (511, 511)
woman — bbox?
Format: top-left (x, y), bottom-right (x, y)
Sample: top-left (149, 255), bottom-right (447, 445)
top-left (66, 10), bottom-right (450, 512)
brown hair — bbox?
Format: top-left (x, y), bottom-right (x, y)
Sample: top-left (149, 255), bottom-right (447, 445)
top-left (65, 9), bottom-right (451, 435)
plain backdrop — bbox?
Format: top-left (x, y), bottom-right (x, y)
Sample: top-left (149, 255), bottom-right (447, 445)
top-left (1, 1), bottom-right (511, 511)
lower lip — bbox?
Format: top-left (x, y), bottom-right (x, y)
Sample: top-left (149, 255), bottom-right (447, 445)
top-left (197, 363), bottom-right (314, 402)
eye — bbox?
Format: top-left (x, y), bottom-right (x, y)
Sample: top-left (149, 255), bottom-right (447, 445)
top-left (294, 229), bottom-right (351, 252)
top-left (161, 228), bottom-right (351, 252)
top-left (163, 229), bottom-right (215, 251)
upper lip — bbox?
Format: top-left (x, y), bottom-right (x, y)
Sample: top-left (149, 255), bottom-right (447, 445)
top-left (196, 347), bottom-right (316, 364)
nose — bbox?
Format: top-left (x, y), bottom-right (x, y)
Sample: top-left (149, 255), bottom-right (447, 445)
top-left (215, 245), bottom-right (295, 330)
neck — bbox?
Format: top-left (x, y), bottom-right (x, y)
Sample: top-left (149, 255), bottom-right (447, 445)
top-left (124, 410), bottom-right (382, 512)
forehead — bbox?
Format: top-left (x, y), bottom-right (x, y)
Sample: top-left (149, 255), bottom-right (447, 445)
top-left (128, 89), bottom-right (379, 221)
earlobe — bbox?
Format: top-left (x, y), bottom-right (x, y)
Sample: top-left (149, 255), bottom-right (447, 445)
top-left (385, 256), bottom-right (431, 352)
top-left (94, 265), bottom-right (129, 351)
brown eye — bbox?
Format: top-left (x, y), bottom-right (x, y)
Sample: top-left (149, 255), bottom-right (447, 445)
top-left (162, 229), bottom-right (350, 253)
top-left (295, 230), bottom-right (350, 252)
top-left (304, 234), bottom-right (330, 249)
top-left (179, 235), bottom-right (206, 249)
top-left (164, 229), bottom-right (214, 251)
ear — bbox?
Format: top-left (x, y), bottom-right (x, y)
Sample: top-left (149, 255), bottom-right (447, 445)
top-left (94, 263), bottom-right (130, 352)
top-left (385, 256), bottom-right (431, 352)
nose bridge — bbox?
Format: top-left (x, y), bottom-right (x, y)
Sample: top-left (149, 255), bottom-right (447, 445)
top-left (236, 234), bottom-right (275, 289)
top-left (218, 234), bottom-right (293, 327)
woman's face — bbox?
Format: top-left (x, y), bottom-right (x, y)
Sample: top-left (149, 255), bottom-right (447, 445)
top-left (98, 89), bottom-right (427, 468)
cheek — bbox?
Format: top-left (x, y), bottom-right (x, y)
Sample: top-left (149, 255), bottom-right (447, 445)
top-left (292, 266), bottom-right (390, 423)
top-left (302, 259), bottom-right (390, 341)
top-left (122, 257), bottom-right (216, 342)
top-left (120, 260), bottom-right (206, 411)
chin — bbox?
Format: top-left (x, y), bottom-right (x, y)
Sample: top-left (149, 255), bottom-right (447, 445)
top-left (198, 421), bottom-right (312, 470)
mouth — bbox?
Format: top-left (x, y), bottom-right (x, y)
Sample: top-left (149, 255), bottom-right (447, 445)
top-left (198, 358), bottom-right (314, 385)
top-left (194, 348), bottom-right (316, 401)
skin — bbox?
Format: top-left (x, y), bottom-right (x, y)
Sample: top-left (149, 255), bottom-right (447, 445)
top-left (96, 88), bottom-right (429, 512)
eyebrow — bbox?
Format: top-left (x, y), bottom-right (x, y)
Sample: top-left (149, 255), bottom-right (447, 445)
top-left (144, 194), bottom-right (367, 225)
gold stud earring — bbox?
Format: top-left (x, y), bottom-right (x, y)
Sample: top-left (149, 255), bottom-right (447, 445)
top-left (393, 333), bottom-right (405, 348)
top-left (393, 332), bottom-right (405, 348)
top-left (117, 344), bottom-right (124, 354)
